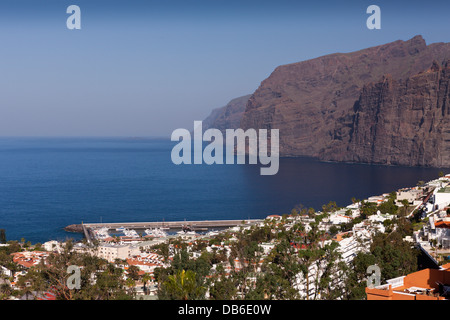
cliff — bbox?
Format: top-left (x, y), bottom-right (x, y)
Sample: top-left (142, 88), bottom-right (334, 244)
top-left (202, 94), bottom-right (251, 133)
top-left (320, 60), bottom-right (450, 166)
top-left (237, 35), bottom-right (450, 165)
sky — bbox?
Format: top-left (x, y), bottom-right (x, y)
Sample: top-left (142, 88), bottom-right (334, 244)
top-left (0, 0), bottom-right (450, 137)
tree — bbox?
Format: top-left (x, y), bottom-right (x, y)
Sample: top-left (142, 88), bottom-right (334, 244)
top-left (256, 236), bottom-right (302, 300)
top-left (322, 201), bottom-right (339, 214)
top-left (162, 269), bottom-right (205, 300)
top-left (16, 267), bottom-right (47, 300)
top-left (297, 247), bottom-right (321, 300)
top-left (378, 198), bottom-right (398, 215)
top-left (142, 273), bottom-right (152, 295)
top-left (228, 228), bottom-right (264, 297)
top-left (16, 240), bottom-right (132, 300)
top-left (0, 229), bottom-right (6, 244)
top-left (152, 242), bottom-right (170, 263)
top-left (90, 262), bottom-right (131, 300)
top-left (341, 251), bottom-right (376, 300)
top-left (0, 281), bottom-right (13, 300)
top-left (314, 241), bottom-right (341, 300)
top-left (127, 265), bottom-right (141, 282)
top-left (209, 268), bottom-right (238, 300)
top-left (370, 232), bottom-right (418, 281)
top-left (328, 225), bottom-right (339, 237)
top-left (341, 230), bottom-right (419, 300)
top-left (360, 201), bottom-right (378, 218)
top-left (399, 199), bottom-right (410, 217)
top-left (388, 191), bottom-right (397, 201)
top-left (125, 278), bottom-right (136, 296)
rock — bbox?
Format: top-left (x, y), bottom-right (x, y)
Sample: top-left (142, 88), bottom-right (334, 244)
top-left (321, 60), bottom-right (450, 166)
top-left (238, 35), bottom-right (450, 163)
top-left (202, 94), bottom-right (252, 134)
top-left (64, 224), bottom-right (83, 233)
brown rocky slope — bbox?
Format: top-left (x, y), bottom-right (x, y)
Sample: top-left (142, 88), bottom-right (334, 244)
top-left (320, 60), bottom-right (450, 166)
top-left (237, 35), bottom-right (450, 166)
top-left (201, 94), bottom-right (251, 133)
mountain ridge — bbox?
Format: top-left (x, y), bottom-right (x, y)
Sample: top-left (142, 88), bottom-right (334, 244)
top-left (201, 35), bottom-right (450, 167)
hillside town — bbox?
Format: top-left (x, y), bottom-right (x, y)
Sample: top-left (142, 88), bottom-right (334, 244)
top-left (1, 175), bottom-right (450, 300)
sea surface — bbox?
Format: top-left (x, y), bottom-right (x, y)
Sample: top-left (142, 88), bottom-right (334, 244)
top-left (0, 137), bottom-right (446, 244)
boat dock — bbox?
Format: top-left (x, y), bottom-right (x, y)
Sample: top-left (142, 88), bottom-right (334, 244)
top-left (69, 219), bottom-right (263, 242)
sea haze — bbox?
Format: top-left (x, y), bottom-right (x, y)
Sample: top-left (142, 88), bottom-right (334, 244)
top-left (0, 137), bottom-right (445, 243)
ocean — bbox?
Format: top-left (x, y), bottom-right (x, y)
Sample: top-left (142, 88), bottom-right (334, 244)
top-left (0, 137), bottom-right (446, 244)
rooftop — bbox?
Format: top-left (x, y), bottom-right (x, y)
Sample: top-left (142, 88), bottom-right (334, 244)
top-left (366, 265), bottom-right (450, 300)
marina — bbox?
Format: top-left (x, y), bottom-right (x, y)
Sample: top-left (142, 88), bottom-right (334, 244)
top-left (70, 219), bottom-right (263, 243)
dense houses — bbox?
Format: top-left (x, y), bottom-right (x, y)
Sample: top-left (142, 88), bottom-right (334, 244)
top-left (413, 176), bottom-right (450, 257)
top-left (365, 175), bottom-right (450, 299)
top-left (2, 175), bottom-right (450, 300)
top-left (11, 251), bottom-right (49, 269)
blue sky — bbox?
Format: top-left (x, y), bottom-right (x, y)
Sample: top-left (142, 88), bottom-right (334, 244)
top-left (0, 0), bottom-right (450, 137)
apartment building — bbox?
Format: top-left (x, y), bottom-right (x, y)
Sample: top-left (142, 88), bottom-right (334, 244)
top-left (96, 243), bottom-right (139, 262)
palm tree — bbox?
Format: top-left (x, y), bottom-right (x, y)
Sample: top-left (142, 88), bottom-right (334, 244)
top-left (163, 269), bottom-right (204, 300)
top-left (400, 199), bottom-right (410, 217)
top-left (0, 284), bottom-right (11, 299)
top-left (142, 273), bottom-right (152, 295)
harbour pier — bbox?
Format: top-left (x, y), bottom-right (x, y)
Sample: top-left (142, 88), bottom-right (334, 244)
top-left (66, 219), bottom-right (263, 242)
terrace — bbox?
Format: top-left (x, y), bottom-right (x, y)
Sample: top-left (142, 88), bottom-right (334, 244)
top-left (366, 264), bottom-right (450, 300)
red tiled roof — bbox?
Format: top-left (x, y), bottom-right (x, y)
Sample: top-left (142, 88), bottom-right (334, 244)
top-left (435, 220), bottom-right (450, 229)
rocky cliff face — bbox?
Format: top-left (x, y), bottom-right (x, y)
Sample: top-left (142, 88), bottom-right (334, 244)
top-left (238, 35), bottom-right (450, 166)
top-left (320, 61), bottom-right (450, 166)
top-left (202, 94), bottom-right (251, 133)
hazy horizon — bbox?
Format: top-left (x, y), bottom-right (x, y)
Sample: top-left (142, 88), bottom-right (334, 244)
top-left (1, 0), bottom-right (450, 137)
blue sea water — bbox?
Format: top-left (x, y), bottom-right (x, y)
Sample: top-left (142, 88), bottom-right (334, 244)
top-left (0, 137), bottom-right (446, 244)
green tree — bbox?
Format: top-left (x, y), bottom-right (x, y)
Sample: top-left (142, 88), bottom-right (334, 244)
top-left (342, 252), bottom-right (376, 300)
top-left (21, 240), bottom-right (133, 300)
top-left (399, 199), bottom-right (410, 217)
top-left (342, 230), bottom-right (419, 300)
top-left (162, 269), bottom-right (205, 300)
top-left (152, 242), bottom-right (170, 263)
top-left (314, 241), bottom-right (341, 300)
top-left (257, 236), bottom-right (302, 300)
top-left (0, 281), bottom-right (13, 300)
top-left (322, 201), bottom-right (339, 214)
top-left (360, 201), bottom-right (378, 218)
top-left (370, 232), bottom-right (418, 281)
top-left (127, 265), bottom-right (141, 282)
top-left (378, 198), bottom-right (398, 215)
top-left (0, 229), bottom-right (6, 244)
top-left (142, 273), bottom-right (152, 295)
top-left (209, 266), bottom-right (238, 300)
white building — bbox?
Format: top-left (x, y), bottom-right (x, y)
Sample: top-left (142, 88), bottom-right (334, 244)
top-left (368, 211), bottom-right (394, 224)
top-left (431, 186), bottom-right (450, 211)
top-left (434, 218), bottom-right (450, 249)
top-left (96, 243), bottom-right (140, 262)
top-left (397, 188), bottom-right (423, 204)
top-left (328, 213), bottom-right (352, 225)
top-left (43, 240), bottom-right (62, 253)
top-left (1, 265), bottom-right (13, 277)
